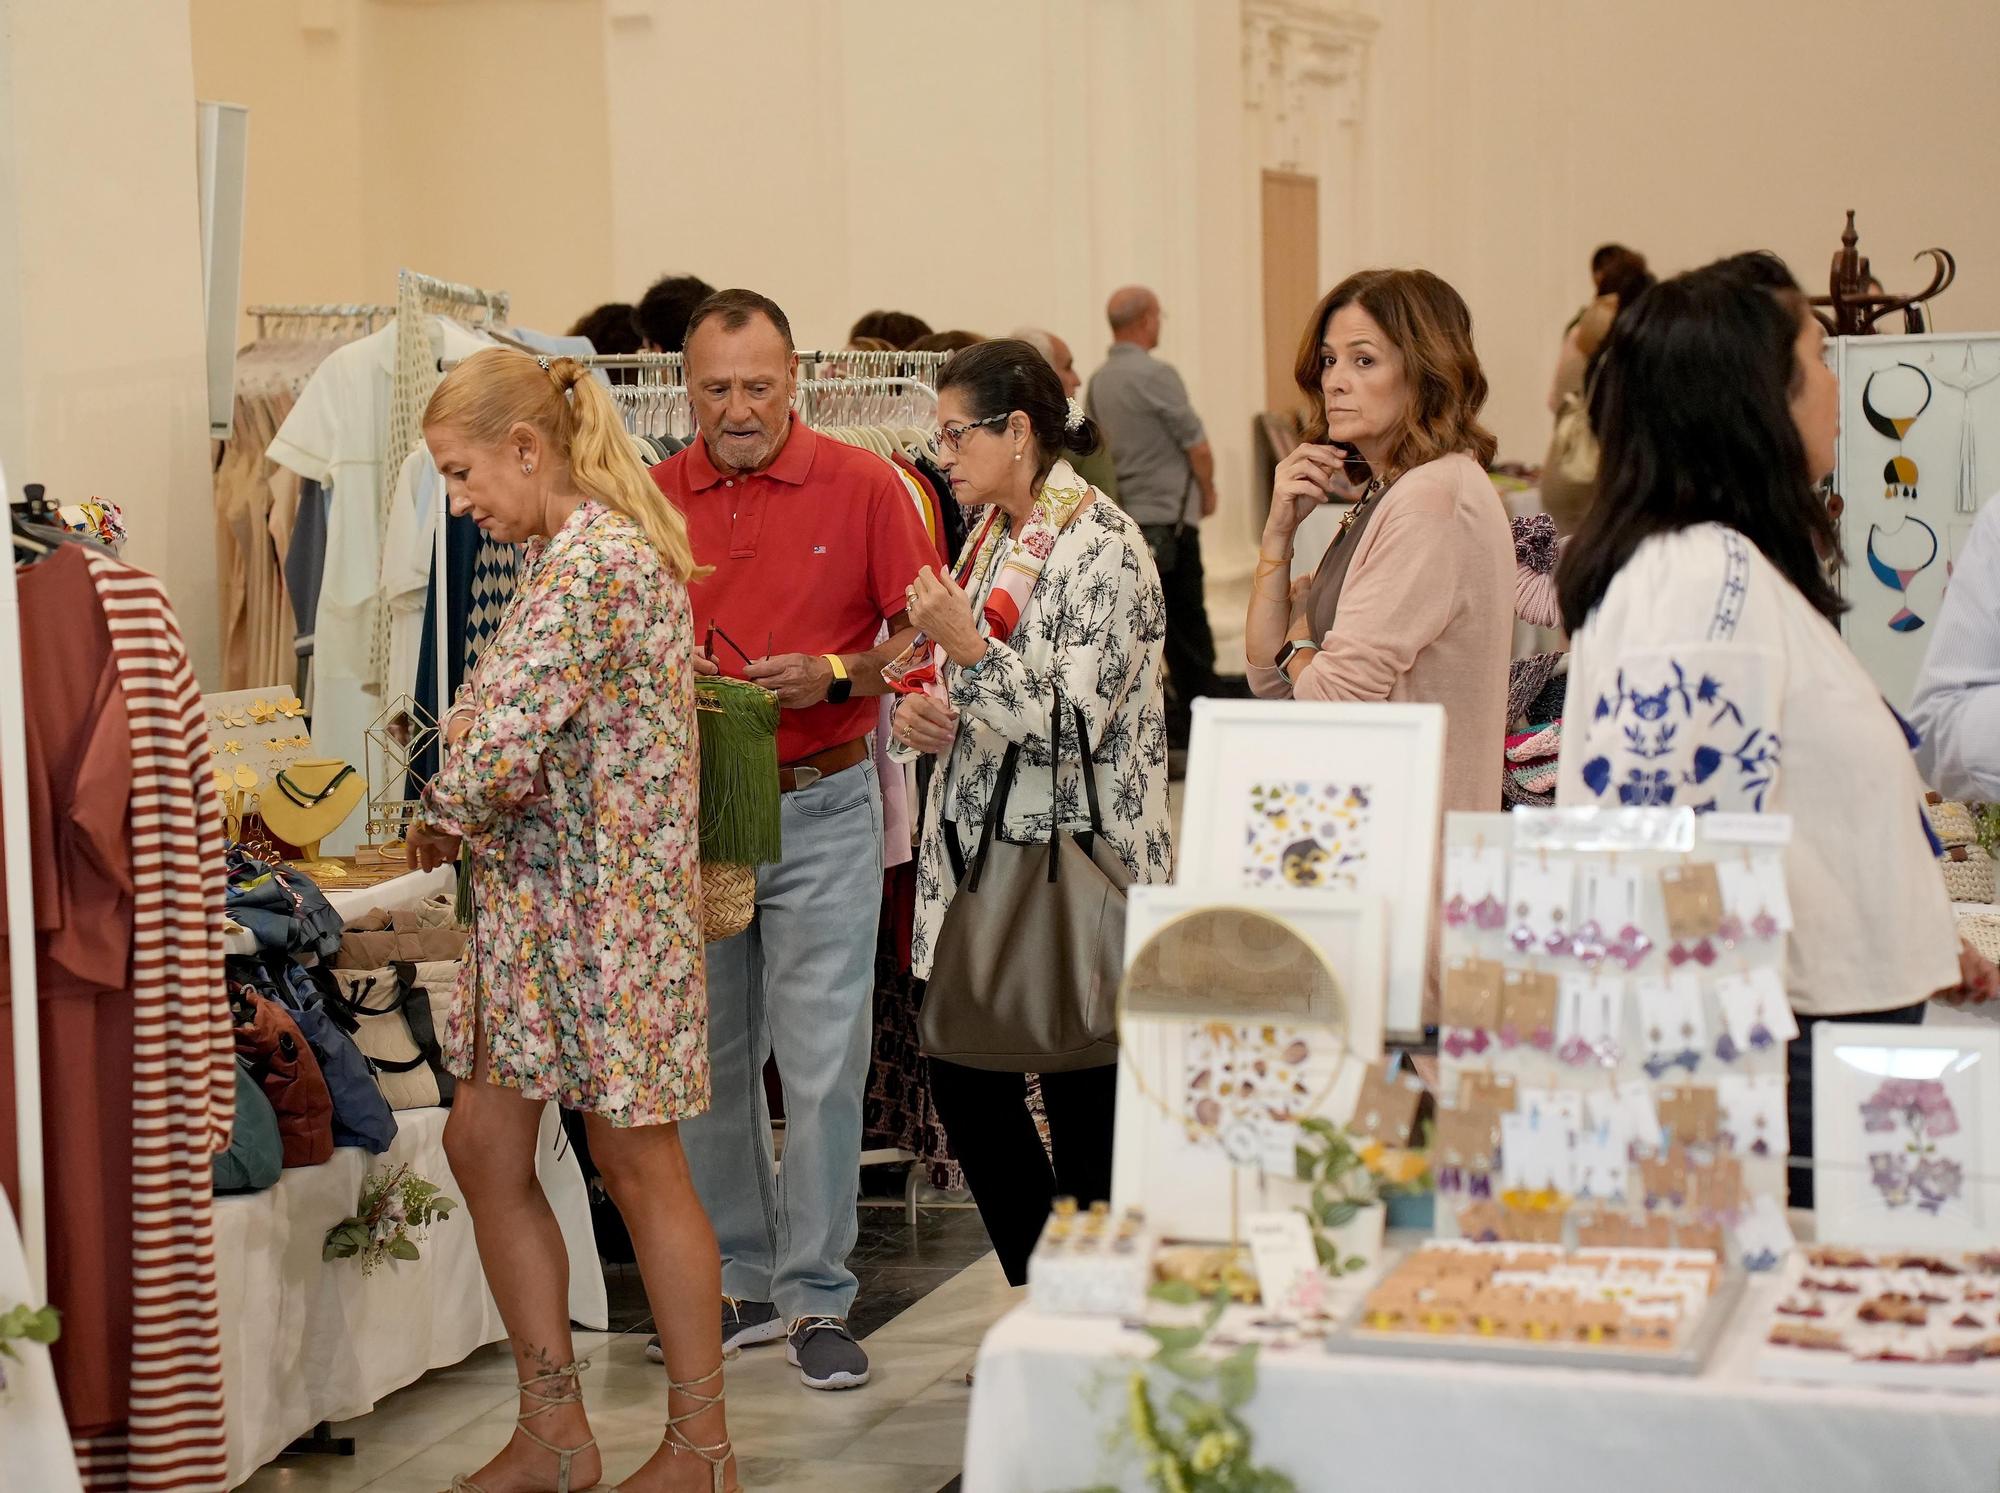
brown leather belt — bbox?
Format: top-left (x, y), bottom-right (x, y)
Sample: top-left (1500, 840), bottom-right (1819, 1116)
top-left (779, 736), bottom-right (870, 794)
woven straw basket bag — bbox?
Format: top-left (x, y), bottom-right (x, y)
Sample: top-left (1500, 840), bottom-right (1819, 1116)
top-left (695, 678), bottom-right (781, 943)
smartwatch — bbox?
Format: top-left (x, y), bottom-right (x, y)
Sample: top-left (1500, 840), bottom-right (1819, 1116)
top-left (1274, 640), bottom-right (1319, 678)
top-left (823, 654), bottom-right (853, 704)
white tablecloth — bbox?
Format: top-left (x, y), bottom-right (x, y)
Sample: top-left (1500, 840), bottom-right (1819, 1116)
top-left (322, 864), bottom-right (454, 924)
top-left (965, 1278), bottom-right (2000, 1492)
top-left (0, 1201), bottom-right (84, 1493)
top-left (214, 1105), bottom-right (606, 1488)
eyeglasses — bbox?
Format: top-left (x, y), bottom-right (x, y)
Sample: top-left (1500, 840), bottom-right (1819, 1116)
top-left (931, 413), bottom-right (1009, 454)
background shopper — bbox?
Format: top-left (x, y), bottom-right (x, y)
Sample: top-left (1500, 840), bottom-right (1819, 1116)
top-left (1551, 252), bottom-right (1987, 1206)
top-left (892, 339), bottom-right (1172, 1285)
top-left (649, 289), bottom-right (937, 1391)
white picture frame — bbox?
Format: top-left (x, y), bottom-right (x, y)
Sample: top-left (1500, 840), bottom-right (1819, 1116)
top-left (1111, 887), bottom-right (1387, 1241)
top-left (1812, 1023), bottom-right (2000, 1248)
top-left (1178, 699), bottom-right (1445, 1039)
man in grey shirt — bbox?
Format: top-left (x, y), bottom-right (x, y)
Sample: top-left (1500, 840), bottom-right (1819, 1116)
top-left (1086, 285), bottom-right (1219, 745)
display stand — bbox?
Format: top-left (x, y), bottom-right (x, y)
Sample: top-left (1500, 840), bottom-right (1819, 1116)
top-left (1833, 329), bottom-right (2000, 708)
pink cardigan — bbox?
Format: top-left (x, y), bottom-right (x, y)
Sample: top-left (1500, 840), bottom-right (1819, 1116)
top-left (1249, 452), bottom-right (1515, 818)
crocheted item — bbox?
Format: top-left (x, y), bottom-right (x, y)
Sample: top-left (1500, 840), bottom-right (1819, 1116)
top-left (1507, 651), bottom-right (1564, 726)
top-left (1941, 845), bottom-right (1996, 905)
top-left (1507, 723), bottom-right (1562, 763)
top-left (1513, 512), bottom-right (1558, 574)
top-left (1511, 514), bottom-right (1563, 629)
top-left (1525, 669), bottom-right (1568, 727)
top-left (1960, 911), bottom-right (2000, 966)
top-left (1925, 795), bottom-right (1978, 849)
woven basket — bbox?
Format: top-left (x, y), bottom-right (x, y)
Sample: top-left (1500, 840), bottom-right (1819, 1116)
top-left (1941, 846), bottom-right (1997, 905)
top-left (1960, 912), bottom-right (2000, 967)
top-left (701, 861), bottom-right (757, 942)
top-left (1926, 795), bottom-right (1979, 849)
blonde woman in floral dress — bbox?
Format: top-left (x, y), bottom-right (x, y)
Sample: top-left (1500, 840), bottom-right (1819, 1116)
top-left (406, 349), bottom-right (736, 1493)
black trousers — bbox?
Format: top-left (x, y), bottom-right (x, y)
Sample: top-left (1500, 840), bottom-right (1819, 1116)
top-left (927, 1054), bottom-right (1119, 1287)
top-left (1786, 1000), bottom-right (1927, 1209)
top-left (1141, 522), bottom-right (1218, 744)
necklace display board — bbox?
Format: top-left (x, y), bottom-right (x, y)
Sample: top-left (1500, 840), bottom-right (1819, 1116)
top-left (1834, 332), bottom-right (2000, 707)
top-left (1434, 808), bottom-right (1797, 1273)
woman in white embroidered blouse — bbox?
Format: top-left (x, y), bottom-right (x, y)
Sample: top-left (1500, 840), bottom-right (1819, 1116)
top-left (1553, 252), bottom-right (1997, 1206)
top-left (889, 340), bottom-right (1172, 1285)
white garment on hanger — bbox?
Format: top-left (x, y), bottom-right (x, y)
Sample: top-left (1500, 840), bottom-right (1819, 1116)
top-left (267, 317), bottom-right (491, 850)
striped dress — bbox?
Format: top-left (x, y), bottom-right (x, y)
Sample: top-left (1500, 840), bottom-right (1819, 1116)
top-left (71, 550), bottom-right (233, 1491)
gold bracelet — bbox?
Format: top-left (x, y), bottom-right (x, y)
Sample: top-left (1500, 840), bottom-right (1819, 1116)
top-left (1254, 552), bottom-right (1291, 581)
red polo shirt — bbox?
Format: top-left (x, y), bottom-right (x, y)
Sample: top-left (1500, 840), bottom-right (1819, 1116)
top-left (651, 415), bottom-right (937, 764)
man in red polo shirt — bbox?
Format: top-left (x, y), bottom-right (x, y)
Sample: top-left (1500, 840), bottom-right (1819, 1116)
top-left (649, 289), bottom-right (935, 1392)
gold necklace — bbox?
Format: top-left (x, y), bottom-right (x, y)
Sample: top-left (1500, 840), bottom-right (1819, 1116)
top-left (1333, 475), bottom-right (1389, 543)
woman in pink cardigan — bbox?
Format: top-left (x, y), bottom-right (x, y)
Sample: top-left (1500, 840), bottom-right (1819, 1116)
top-left (1245, 269), bottom-right (1514, 820)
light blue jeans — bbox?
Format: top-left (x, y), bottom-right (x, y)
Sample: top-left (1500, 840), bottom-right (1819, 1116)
top-left (680, 756), bottom-right (883, 1321)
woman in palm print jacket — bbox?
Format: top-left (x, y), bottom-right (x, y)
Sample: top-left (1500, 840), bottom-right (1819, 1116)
top-left (891, 339), bottom-right (1172, 1283)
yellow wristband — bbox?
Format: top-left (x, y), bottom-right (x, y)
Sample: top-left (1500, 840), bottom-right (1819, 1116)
top-left (823, 654), bottom-right (849, 682)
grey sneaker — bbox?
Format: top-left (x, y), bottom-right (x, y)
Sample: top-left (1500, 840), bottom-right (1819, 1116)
top-left (646, 1297), bottom-right (784, 1363)
top-left (787, 1315), bottom-right (870, 1390)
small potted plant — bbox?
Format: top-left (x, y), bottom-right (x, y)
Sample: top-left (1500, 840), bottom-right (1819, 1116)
top-left (1293, 1116), bottom-right (1430, 1275)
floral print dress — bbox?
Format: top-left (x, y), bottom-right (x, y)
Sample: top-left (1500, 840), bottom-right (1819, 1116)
top-left (907, 480), bottom-right (1175, 978)
top-left (421, 501), bottom-right (707, 1126)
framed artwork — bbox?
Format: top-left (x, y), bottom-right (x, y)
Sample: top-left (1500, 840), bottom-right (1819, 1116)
top-left (1179, 700), bottom-right (1445, 1038)
top-left (1813, 1023), bottom-right (2000, 1247)
top-left (1110, 889), bottom-right (1386, 1242)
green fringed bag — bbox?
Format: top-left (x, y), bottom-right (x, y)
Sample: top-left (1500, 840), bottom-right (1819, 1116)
top-left (694, 676), bottom-right (782, 940)
top-left (454, 676), bottom-right (780, 942)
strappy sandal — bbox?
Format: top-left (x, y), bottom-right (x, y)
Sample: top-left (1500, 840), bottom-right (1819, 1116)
top-left (662, 1361), bottom-right (736, 1493)
top-left (449, 1358), bottom-right (598, 1493)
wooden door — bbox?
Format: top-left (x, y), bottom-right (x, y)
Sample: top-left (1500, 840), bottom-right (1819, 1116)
top-left (1261, 170), bottom-right (1320, 413)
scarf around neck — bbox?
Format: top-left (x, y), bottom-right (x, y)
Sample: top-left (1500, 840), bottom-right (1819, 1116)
top-left (887, 459), bottom-right (1095, 698)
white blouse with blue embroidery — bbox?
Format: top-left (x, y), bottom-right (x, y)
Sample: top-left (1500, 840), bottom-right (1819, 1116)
top-left (1555, 523), bottom-right (1958, 1016)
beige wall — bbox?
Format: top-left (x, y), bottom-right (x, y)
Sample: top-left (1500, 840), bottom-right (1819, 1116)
top-left (0, 0), bottom-right (220, 681)
top-left (190, 0), bottom-right (616, 336)
top-left (1359, 0), bottom-right (2000, 464)
top-left (10, 0), bottom-right (1997, 692)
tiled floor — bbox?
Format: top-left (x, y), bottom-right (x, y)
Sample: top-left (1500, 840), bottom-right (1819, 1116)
top-left (239, 1211), bottom-right (1019, 1492)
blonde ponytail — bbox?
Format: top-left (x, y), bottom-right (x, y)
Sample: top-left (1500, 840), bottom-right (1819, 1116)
top-left (423, 348), bottom-right (705, 582)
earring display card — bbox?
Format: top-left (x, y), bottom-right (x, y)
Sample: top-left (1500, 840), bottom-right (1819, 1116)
top-left (1756, 1246), bottom-right (2000, 1391)
top-left (1438, 809), bottom-right (1791, 1273)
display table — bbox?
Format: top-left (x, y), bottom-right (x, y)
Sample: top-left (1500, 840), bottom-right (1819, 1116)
top-left (321, 863), bottom-right (454, 924)
top-left (963, 1275), bottom-right (2000, 1492)
top-left (214, 1104), bottom-right (606, 1488)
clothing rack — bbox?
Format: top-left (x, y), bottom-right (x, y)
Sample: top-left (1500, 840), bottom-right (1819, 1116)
top-left (1, 455), bottom-right (47, 1299)
top-left (246, 303), bottom-right (394, 338)
top-left (436, 349), bottom-right (950, 380)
